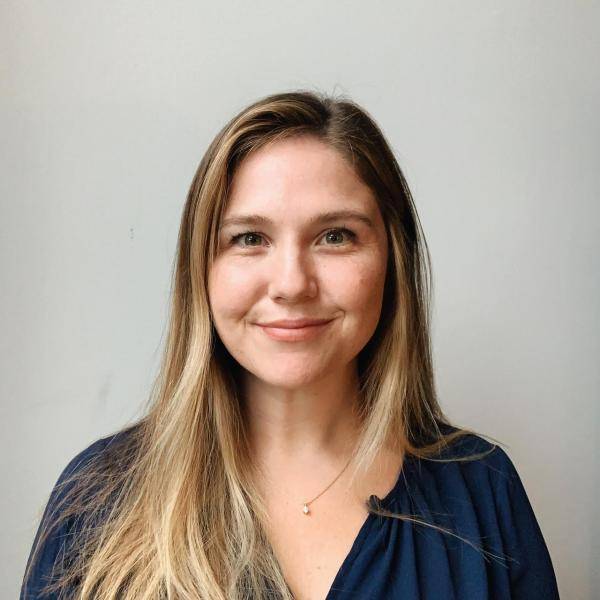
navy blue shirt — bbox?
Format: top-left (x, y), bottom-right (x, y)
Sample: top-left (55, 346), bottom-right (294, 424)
top-left (21, 428), bottom-right (560, 599)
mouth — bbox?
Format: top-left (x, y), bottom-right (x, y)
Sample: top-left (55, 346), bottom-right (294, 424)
top-left (254, 318), bottom-right (335, 342)
top-left (256, 318), bottom-right (333, 328)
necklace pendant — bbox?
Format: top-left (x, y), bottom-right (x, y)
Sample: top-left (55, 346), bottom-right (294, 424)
top-left (302, 503), bottom-right (310, 515)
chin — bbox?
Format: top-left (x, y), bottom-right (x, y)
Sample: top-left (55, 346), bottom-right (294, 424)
top-left (247, 360), bottom-right (332, 390)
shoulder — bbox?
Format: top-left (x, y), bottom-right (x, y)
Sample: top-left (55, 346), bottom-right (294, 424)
top-left (20, 425), bottom-right (139, 599)
top-left (58, 425), bottom-right (137, 478)
top-left (398, 423), bottom-right (529, 532)
top-left (405, 423), bottom-right (538, 552)
top-left (44, 425), bottom-right (137, 510)
top-left (413, 424), bottom-right (533, 514)
top-left (56, 432), bottom-right (120, 482)
top-left (46, 423), bottom-right (142, 529)
top-left (403, 424), bottom-right (559, 597)
top-left (29, 423), bottom-right (137, 528)
top-left (430, 422), bottom-right (519, 483)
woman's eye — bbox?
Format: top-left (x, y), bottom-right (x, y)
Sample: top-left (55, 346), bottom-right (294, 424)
top-left (321, 228), bottom-right (356, 246)
top-left (229, 231), bottom-right (264, 247)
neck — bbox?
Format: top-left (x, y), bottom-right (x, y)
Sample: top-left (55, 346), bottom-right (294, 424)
top-left (242, 362), bottom-right (363, 469)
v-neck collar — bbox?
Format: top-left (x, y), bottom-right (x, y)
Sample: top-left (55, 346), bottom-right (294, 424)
top-left (323, 453), bottom-right (415, 599)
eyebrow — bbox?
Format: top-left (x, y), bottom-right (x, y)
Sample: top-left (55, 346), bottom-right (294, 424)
top-left (218, 209), bottom-right (374, 230)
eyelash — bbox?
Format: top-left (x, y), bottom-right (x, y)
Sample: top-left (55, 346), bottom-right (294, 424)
top-left (228, 227), bottom-right (357, 249)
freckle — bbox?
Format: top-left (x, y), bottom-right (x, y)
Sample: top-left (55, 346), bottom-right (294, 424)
top-left (129, 227), bottom-right (134, 240)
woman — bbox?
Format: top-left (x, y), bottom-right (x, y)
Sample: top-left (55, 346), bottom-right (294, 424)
top-left (21, 90), bottom-right (560, 599)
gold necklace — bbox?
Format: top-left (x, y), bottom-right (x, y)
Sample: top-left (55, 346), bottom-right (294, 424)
top-left (301, 453), bottom-right (354, 515)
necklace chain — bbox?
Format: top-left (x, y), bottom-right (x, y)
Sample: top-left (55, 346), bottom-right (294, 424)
top-left (301, 452), bottom-right (354, 515)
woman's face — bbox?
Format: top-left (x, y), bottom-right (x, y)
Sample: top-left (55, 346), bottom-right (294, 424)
top-left (207, 135), bottom-right (389, 390)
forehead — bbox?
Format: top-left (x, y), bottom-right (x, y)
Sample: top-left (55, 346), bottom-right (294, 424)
top-left (224, 136), bottom-right (378, 218)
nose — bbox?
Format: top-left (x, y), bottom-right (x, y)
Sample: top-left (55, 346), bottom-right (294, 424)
top-left (267, 243), bottom-right (317, 302)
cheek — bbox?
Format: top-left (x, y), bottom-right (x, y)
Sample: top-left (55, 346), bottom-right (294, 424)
top-left (208, 261), bottom-right (257, 323)
top-left (325, 257), bottom-right (386, 315)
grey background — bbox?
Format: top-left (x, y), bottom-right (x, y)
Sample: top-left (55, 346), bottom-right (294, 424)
top-left (2, 2), bottom-right (598, 598)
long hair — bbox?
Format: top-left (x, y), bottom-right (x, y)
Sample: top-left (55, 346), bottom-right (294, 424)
top-left (22, 89), bottom-right (502, 600)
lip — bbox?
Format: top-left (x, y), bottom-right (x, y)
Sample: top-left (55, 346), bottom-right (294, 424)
top-left (255, 318), bottom-right (335, 341)
top-left (257, 318), bottom-right (333, 328)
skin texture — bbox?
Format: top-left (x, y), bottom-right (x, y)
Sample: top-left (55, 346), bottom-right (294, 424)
top-left (208, 133), bottom-right (389, 475)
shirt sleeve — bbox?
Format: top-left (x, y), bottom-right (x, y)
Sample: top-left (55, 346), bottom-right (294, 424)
top-left (488, 446), bottom-right (561, 599)
top-left (20, 437), bottom-right (111, 600)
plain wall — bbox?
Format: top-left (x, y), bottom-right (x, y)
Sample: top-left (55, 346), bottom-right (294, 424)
top-left (2, 2), bottom-right (598, 598)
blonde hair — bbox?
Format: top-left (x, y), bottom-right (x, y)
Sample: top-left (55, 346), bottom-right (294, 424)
top-left (22, 89), bottom-right (505, 600)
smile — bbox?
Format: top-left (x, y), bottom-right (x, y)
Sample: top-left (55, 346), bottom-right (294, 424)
top-left (255, 320), bottom-right (334, 342)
